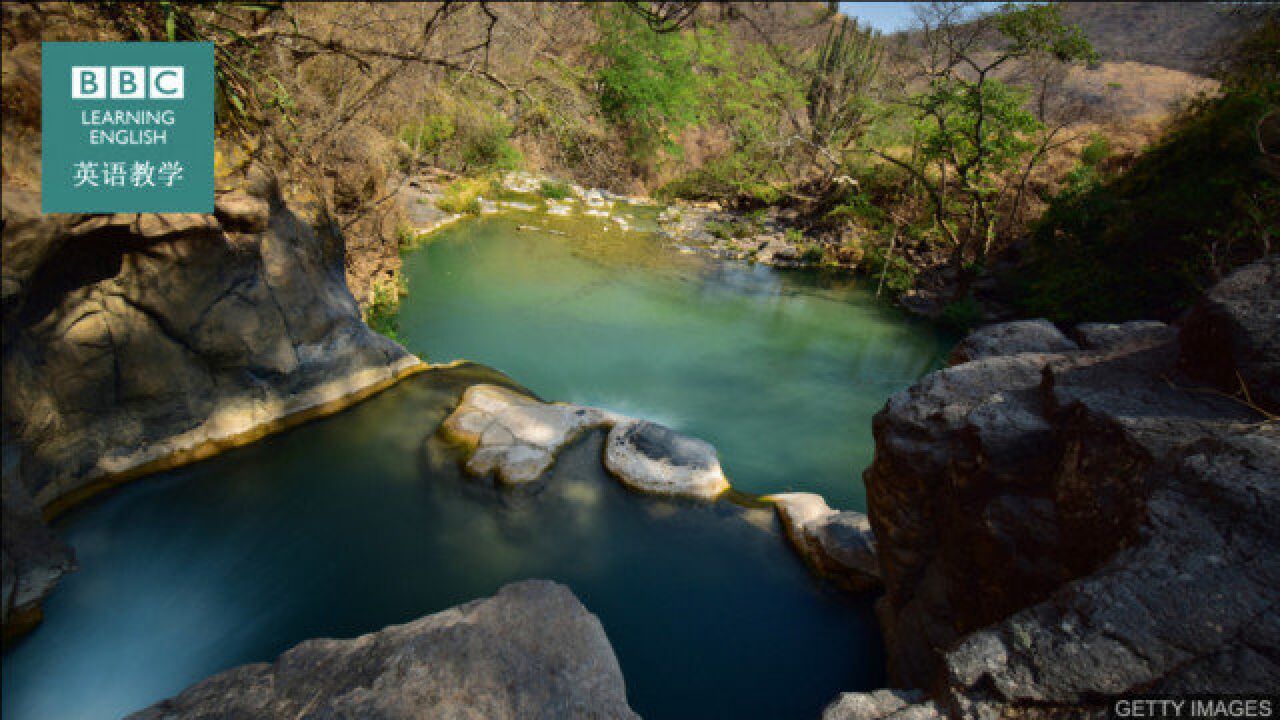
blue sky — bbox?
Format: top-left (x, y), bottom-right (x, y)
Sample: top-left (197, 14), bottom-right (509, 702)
top-left (838, 2), bottom-right (1004, 34)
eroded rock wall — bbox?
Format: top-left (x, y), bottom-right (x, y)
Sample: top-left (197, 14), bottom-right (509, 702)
top-left (1, 179), bottom-right (417, 634)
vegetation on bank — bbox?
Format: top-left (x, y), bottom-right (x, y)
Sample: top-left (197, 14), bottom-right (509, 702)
top-left (3, 2), bottom-right (1272, 331)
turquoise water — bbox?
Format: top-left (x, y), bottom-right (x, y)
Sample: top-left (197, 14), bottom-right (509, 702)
top-left (2, 366), bottom-right (883, 720)
top-left (2, 214), bottom-right (950, 719)
top-left (399, 213), bottom-right (952, 509)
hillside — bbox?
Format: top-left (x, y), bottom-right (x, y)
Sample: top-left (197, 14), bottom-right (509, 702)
top-left (1060, 1), bottom-right (1246, 75)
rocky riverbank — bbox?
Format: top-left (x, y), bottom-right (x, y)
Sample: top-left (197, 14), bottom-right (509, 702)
top-left (1, 172), bottom-right (421, 638)
top-left (830, 258), bottom-right (1279, 718)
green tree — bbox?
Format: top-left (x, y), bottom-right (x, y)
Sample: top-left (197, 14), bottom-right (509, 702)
top-left (875, 2), bottom-right (1094, 298)
top-left (593, 4), bottom-right (706, 165)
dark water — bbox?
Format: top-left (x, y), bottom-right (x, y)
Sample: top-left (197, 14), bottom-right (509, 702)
top-left (398, 213), bottom-right (952, 508)
top-left (3, 215), bottom-right (951, 719)
top-left (1, 366), bottom-right (883, 719)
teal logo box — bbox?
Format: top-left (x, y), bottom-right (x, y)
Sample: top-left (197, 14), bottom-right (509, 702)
top-left (41, 42), bottom-right (214, 213)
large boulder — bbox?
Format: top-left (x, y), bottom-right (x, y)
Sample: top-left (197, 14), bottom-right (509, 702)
top-left (1179, 256), bottom-right (1279, 414)
top-left (127, 580), bottom-right (639, 720)
top-left (857, 267), bottom-right (1280, 716)
top-left (947, 319), bottom-right (1078, 365)
top-left (1, 183), bottom-right (418, 635)
top-left (770, 492), bottom-right (880, 592)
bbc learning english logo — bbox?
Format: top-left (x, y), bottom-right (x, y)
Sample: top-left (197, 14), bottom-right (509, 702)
top-left (42, 42), bottom-right (214, 213)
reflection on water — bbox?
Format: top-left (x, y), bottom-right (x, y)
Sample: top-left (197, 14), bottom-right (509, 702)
top-left (2, 366), bottom-right (883, 720)
top-left (397, 214), bottom-right (953, 509)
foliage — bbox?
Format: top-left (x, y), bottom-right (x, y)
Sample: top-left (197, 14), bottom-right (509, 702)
top-left (705, 215), bottom-right (763, 240)
top-left (459, 114), bottom-right (522, 171)
top-left (437, 176), bottom-right (496, 215)
top-left (874, 2), bottom-right (1094, 298)
top-left (395, 223), bottom-right (420, 249)
top-left (1011, 90), bottom-right (1278, 323)
top-left (805, 17), bottom-right (882, 175)
top-left (1079, 133), bottom-right (1111, 166)
top-left (863, 240), bottom-right (915, 297)
top-left (364, 280), bottom-right (401, 342)
top-left (593, 4), bottom-right (705, 163)
top-left (538, 180), bottom-right (573, 200)
top-left (400, 113), bottom-right (456, 159)
top-left (799, 244), bottom-right (825, 264)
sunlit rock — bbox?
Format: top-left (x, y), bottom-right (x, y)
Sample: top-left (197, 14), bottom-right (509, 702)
top-left (603, 420), bottom-right (729, 500)
top-left (440, 384), bottom-right (617, 485)
top-left (441, 384), bottom-right (729, 499)
top-left (769, 492), bottom-right (880, 592)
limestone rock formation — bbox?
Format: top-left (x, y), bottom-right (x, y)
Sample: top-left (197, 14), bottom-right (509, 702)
top-left (604, 420), bottom-right (729, 499)
top-left (440, 384), bottom-right (621, 485)
top-left (127, 579), bottom-right (639, 720)
top-left (1, 183), bottom-right (419, 634)
top-left (770, 492), bottom-right (880, 592)
top-left (441, 384), bottom-right (729, 499)
top-left (857, 263), bottom-right (1280, 716)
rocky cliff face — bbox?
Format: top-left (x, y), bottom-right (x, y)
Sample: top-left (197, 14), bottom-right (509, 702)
top-left (1, 176), bottom-right (418, 636)
top-left (128, 579), bottom-right (639, 720)
top-left (845, 258), bottom-right (1279, 718)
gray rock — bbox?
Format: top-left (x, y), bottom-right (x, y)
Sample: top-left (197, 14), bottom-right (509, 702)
top-left (1, 186), bottom-right (418, 634)
top-left (1179, 256), bottom-right (1279, 414)
top-left (1074, 321), bottom-right (1175, 352)
top-left (440, 384), bottom-right (619, 485)
top-left (859, 272), bottom-right (1280, 716)
top-left (948, 319), bottom-right (1078, 365)
top-left (604, 420), bottom-right (729, 499)
top-left (770, 492), bottom-right (879, 592)
top-left (127, 579), bottom-right (639, 720)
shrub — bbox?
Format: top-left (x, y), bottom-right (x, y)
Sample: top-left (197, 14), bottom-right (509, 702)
top-left (1079, 133), bottom-right (1111, 166)
top-left (437, 176), bottom-right (492, 215)
top-left (459, 115), bottom-right (522, 171)
top-left (799, 244), bottom-right (825, 264)
top-left (538, 180), bottom-right (572, 200)
top-left (399, 113), bottom-right (455, 158)
top-left (365, 280), bottom-right (401, 341)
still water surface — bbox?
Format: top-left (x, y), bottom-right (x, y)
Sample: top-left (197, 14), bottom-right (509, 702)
top-left (399, 213), bottom-right (952, 508)
top-left (2, 214), bottom-right (950, 719)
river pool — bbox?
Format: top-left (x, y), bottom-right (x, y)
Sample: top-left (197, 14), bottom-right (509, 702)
top-left (2, 211), bottom-right (951, 720)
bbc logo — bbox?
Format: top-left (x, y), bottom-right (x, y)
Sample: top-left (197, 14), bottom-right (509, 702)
top-left (71, 66), bottom-right (184, 100)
